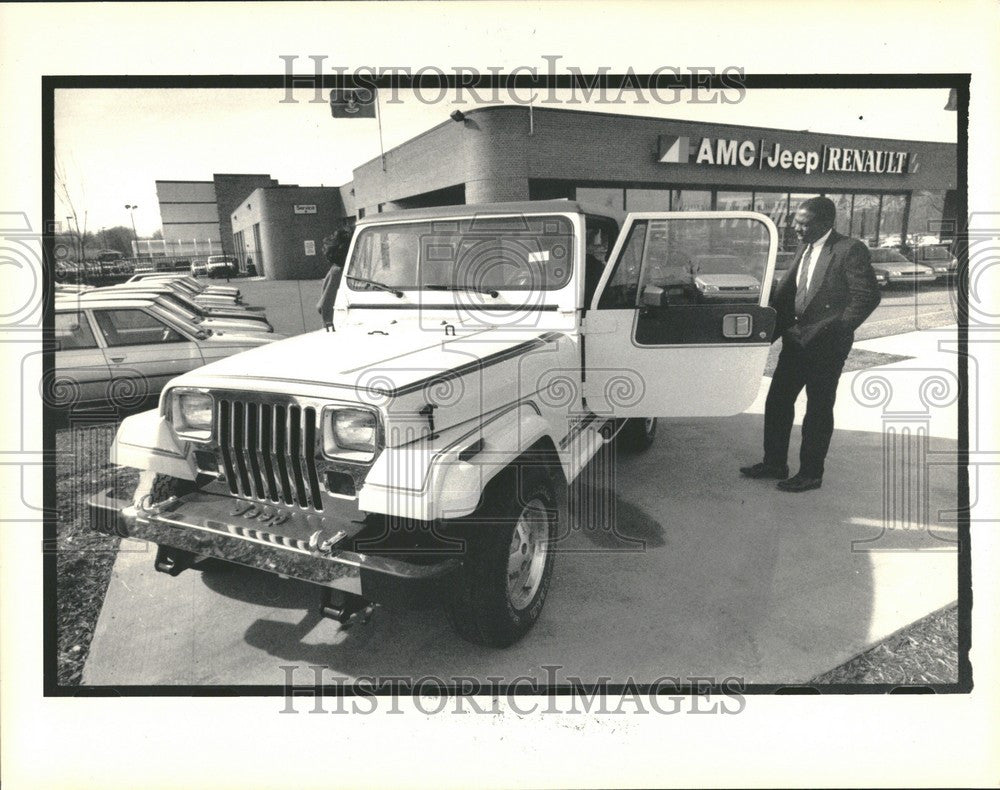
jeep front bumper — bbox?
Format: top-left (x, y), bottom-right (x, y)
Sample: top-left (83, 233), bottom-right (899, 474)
top-left (88, 488), bottom-right (459, 608)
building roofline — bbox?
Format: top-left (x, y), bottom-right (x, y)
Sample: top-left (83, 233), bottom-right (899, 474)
top-left (352, 103), bottom-right (956, 173)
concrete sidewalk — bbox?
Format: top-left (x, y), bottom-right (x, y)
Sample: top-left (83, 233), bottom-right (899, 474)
top-left (82, 326), bottom-right (960, 686)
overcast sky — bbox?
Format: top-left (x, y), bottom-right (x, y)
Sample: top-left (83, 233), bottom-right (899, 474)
top-left (54, 87), bottom-right (957, 236)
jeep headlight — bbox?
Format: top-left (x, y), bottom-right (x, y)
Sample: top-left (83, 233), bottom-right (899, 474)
top-left (169, 389), bottom-right (214, 442)
top-left (323, 408), bottom-right (378, 461)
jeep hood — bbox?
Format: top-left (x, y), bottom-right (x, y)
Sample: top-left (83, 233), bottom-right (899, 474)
top-left (170, 323), bottom-right (558, 398)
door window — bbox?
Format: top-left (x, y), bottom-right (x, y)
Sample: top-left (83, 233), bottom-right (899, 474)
top-left (93, 309), bottom-right (186, 347)
top-left (55, 312), bottom-right (98, 349)
top-left (637, 217), bottom-right (770, 306)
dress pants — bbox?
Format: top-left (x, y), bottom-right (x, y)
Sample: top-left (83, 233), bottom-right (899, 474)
top-left (763, 330), bottom-right (852, 479)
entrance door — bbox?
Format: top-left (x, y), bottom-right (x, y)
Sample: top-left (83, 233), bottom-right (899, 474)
top-left (583, 211), bottom-right (778, 417)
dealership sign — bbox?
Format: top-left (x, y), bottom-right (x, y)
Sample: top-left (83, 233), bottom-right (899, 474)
top-left (658, 135), bottom-right (917, 175)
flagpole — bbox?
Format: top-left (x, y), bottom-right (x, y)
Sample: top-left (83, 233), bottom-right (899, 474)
top-left (375, 88), bottom-right (386, 172)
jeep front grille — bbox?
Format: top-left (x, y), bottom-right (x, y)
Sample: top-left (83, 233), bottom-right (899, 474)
top-left (217, 398), bottom-right (324, 511)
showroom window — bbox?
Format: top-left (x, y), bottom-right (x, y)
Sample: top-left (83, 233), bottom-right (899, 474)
top-left (670, 190), bottom-right (712, 212)
top-left (753, 191), bottom-right (790, 231)
top-left (908, 190), bottom-right (948, 243)
top-left (824, 193), bottom-right (854, 236)
top-left (716, 191), bottom-right (753, 211)
top-left (625, 189), bottom-right (671, 212)
top-left (851, 194), bottom-right (881, 246)
top-left (576, 187), bottom-right (625, 212)
top-left (878, 194), bottom-right (908, 247)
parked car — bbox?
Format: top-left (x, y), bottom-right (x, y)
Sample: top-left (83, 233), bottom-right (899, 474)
top-left (124, 273), bottom-right (241, 301)
top-left (67, 289), bottom-right (276, 335)
top-left (52, 295), bottom-right (280, 412)
top-left (911, 244), bottom-right (958, 281)
top-left (191, 260), bottom-right (208, 277)
top-left (868, 247), bottom-right (936, 288)
top-left (113, 278), bottom-right (249, 309)
top-left (104, 283), bottom-right (271, 327)
top-left (206, 255), bottom-right (239, 278)
top-left (89, 201), bottom-right (781, 647)
top-left (690, 254), bottom-right (761, 303)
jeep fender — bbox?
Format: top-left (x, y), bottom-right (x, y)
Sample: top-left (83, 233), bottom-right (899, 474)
top-left (358, 405), bottom-right (566, 520)
top-left (110, 408), bottom-right (197, 480)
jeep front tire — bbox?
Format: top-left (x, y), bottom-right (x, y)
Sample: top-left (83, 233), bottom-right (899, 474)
top-left (444, 464), bottom-right (558, 647)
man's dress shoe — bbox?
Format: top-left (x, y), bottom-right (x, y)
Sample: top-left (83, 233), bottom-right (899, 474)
top-left (776, 474), bottom-right (823, 493)
top-left (739, 462), bottom-right (790, 480)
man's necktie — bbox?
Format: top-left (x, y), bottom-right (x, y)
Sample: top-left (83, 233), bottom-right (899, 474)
top-left (795, 243), bottom-right (813, 314)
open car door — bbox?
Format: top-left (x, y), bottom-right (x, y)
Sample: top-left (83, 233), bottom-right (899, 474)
top-left (583, 211), bottom-right (778, 417)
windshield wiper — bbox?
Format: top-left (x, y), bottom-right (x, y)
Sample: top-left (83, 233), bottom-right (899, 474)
top-left (345, 275), bottom-right (404, 298)
top-left (424, 284), bottom-right (500, 298)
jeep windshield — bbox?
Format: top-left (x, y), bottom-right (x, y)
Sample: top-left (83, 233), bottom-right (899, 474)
top-left (346, 215), bottom-right (575, 292)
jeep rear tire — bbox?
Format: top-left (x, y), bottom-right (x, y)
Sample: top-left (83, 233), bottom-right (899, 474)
top-left (617, 417), bottom-right (658, 453)
top-left (444, 465), bottom-right (558, 648)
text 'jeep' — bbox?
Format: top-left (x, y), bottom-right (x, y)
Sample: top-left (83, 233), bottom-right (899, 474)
top-left (90, 201), bottom-right (779, 646)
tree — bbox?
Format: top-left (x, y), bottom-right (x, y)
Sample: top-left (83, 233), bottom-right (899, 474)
top-left (99, 225), bottom-right (136, 256)
top-left (54, 155), bottom-right (88, 261)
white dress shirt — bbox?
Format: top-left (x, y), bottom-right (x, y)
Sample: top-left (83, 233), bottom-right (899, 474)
top-left (797, 227), bottom-right (833, 294)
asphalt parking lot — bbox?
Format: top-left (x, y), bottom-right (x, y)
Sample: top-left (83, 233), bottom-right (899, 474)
top-left (76, 279), bottom-right (961, 686)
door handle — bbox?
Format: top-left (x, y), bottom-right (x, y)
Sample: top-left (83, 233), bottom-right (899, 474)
top-left (722, 314), bottom-right (753, 339)
top-left (110, 356), bottom-right (125, 363)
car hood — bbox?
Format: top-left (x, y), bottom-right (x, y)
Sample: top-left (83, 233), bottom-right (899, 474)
top-left (871, 261), bottom-right (932, 273)
top-left (694, 273), bottom-right (760, 288)
top-left (172, 323), bottom-right (553, 398)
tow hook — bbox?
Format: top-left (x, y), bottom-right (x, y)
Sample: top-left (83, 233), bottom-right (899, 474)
top-left (320, 588), bottom-right (376, 627)
top-left (154, 545), bottom-right (198, 576)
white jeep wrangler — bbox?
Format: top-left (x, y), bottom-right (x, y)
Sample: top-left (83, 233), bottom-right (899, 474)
top-left (90, 200), bottom-right (779, 647)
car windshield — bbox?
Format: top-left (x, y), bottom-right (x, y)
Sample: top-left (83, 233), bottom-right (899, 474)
top-left (870, 249), bottom-right (910, 263)
top-left (919, 246), bottom-right (950, 261)
top-left (346, 215), bottom-right (575, 291)
top-left (156, 296), bottom-right (200, 322)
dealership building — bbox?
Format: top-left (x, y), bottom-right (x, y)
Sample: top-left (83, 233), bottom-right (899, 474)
top-left (156, 106), bottom-right (958, 279)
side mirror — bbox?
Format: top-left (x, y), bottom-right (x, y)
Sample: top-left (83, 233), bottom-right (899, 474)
top-left (641, 284), bottom-right (665, 308)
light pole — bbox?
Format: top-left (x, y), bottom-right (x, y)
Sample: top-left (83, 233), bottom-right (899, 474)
top-left (125, 204), bottom-right (139, 259)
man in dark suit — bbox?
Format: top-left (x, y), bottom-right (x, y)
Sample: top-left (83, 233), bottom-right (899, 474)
top-left (740, 197), bottom-right (881, 492)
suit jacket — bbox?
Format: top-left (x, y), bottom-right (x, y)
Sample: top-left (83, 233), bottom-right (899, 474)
top-left (772, 230), bottom-right (881, 349)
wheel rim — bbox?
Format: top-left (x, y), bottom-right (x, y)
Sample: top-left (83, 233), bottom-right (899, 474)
top-left (506, 497), bottom-right (550, 610)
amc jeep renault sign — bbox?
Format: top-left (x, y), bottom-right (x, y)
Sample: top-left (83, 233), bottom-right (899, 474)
top-left (658, 135), bottom-right (917, 176)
